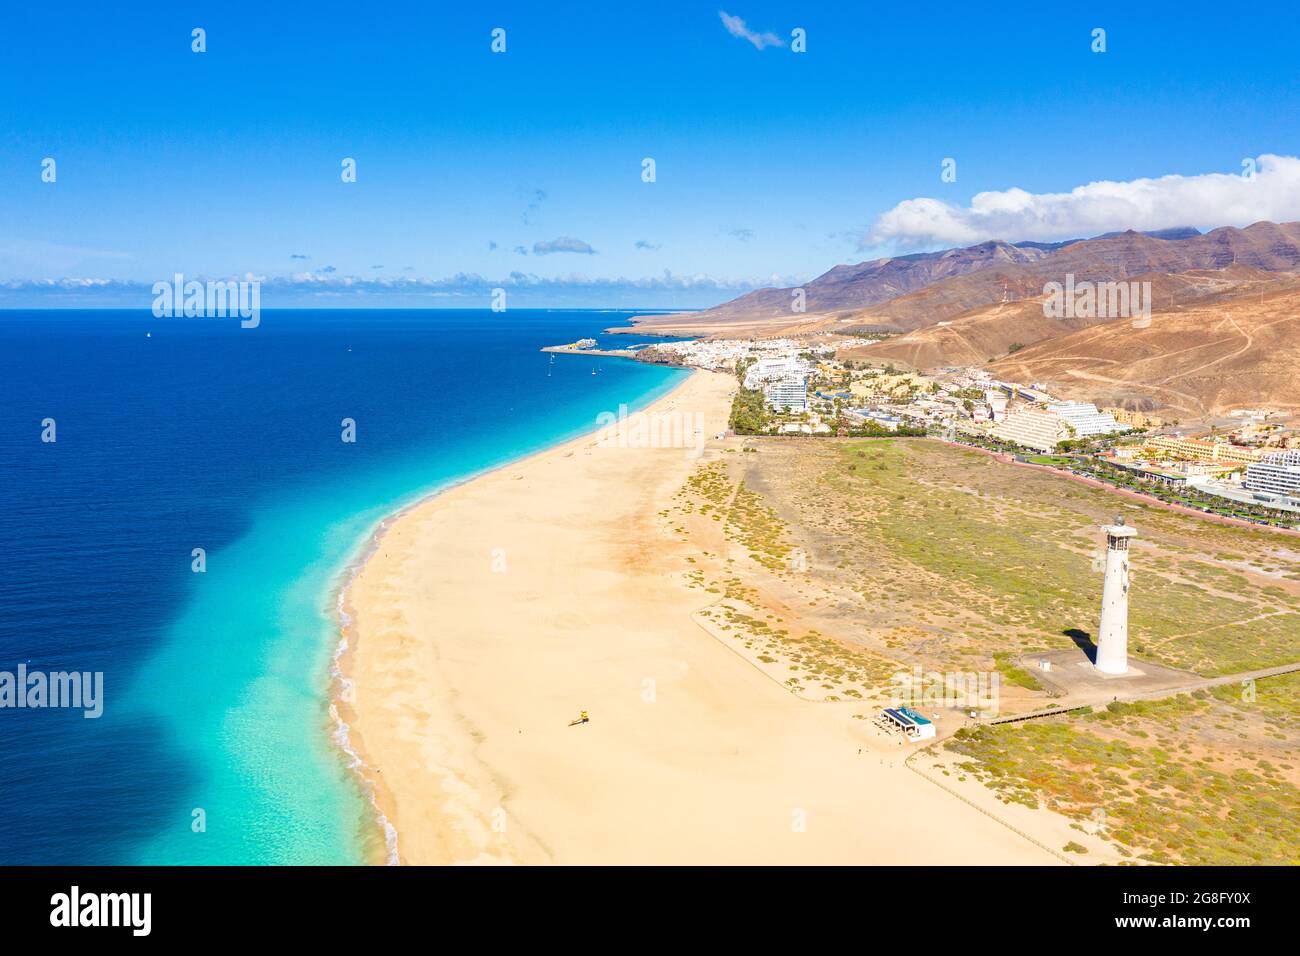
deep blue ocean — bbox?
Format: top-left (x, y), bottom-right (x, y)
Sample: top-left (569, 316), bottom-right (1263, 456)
top-left (0, 309), bottom-right (688, 864)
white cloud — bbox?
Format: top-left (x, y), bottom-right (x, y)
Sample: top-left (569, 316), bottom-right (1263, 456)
top-left (533, 236), bottom-right (596, 255)
top-left (0, 269), bottom-right (801, 299)
top-left (719, 11), bottom-right (784, 50)
top-left (866, 154), bottom-right (1300, 249)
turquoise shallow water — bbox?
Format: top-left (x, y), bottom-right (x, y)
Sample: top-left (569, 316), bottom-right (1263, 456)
top-left (0, 309), bottom-right (687, 864)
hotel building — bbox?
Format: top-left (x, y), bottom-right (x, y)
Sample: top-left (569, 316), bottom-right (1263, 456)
top-left (743, 356), bottom-right (809, 389)
top-left (991, 401), bottom-right (1119, 452)
top-left (1147, 435), bottom-right (1263, 464)
top-left (1048, 402), bottom-right (1121, 439)
top-left (763, 374), bottom-right (808, 413)
top-left (991, 406), bottom-right (1070, 452)
top-left (742, 355), bottom-right (811, 414)
top-left (1243, 449), bottom-right (1300, 498)
top-left (1104, 407), bottom-right (1163, 429)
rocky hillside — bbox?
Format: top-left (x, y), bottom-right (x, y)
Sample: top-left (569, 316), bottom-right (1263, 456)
top-left (624, 222), bottom-right (1300, 338)
top-left (983, 278), bottom-right (1300, 419)
top-left (847, 266), bottom-right (1292, 368)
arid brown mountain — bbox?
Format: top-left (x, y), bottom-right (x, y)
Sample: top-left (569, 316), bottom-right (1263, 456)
top-left (618, 240), bottom-right (1066, 336)
top-left (847, 222), bottom-right (1300, 333)
top-left (982, 278), bottom-right (1300, 419)
top-left (619, 221), bottom-right (1300, 339)
top-left (696, 240), bottom-right (1052, 320)
top-left (847, 267), bottom-right (1293, 369)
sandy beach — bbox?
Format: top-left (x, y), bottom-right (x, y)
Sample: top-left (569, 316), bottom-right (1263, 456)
top-left (341, 369), bottom-right (1061, 865)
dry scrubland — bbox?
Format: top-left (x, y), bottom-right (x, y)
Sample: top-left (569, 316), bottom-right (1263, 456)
top-left (669, 437), bottom-right (1300, 863)
top-left (671, 437), bottom-right (1299, 686)
top-left (944, 677), bottom-right (1300, 865)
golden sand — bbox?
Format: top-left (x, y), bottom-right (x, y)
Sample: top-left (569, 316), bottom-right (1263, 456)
top-left (341, 369), bottom-right (1060, 864)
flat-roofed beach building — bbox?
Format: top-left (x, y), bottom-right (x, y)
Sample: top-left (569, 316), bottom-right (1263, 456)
top-left (877, 706), bottom-right (936, 740)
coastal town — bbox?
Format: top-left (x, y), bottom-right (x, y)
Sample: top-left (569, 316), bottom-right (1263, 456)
top-left (550, 333), bottom-right (1300, 529)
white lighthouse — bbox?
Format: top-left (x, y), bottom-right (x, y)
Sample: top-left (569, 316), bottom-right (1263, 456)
top-left (1095, 516), bottom-right (1136, 675)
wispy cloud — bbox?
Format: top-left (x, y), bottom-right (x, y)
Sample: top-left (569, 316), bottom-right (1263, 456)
top-left (0, 269), bottom-right (799, 309)
top-left (719, 11), bottom-right (784, 50)
top-left (634, 240), bottom-right (661, 251)
top-left (522, 188), bottom-right (547, 225)
top-left (729, 228), bottom-right (755, 242)
top-left (866, 154), bottom-right (1300, 249)
top-left (290, 253), bottom-right (310, 260)
top-left (533, 236), bottom-right (596, 255)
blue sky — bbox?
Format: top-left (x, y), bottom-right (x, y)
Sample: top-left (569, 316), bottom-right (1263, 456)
top-left (3, 1), bottom-right (1300, 307)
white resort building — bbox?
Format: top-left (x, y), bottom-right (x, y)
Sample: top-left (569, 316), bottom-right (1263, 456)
top-left (992, 406), bottom-right (1069, 452)
top-left (745, 356), bottom-right (811, 413)
top-left (743, 356), bottom-right (809, 388)
top-left (1047, 402), bottom-right (1121, 439)
top-left (763, 374), bottom-right (808, 413)
top-left (1243, 449), bottom-right (1300, 499)
top-left (992, 401), bottom-right (1120, 452)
